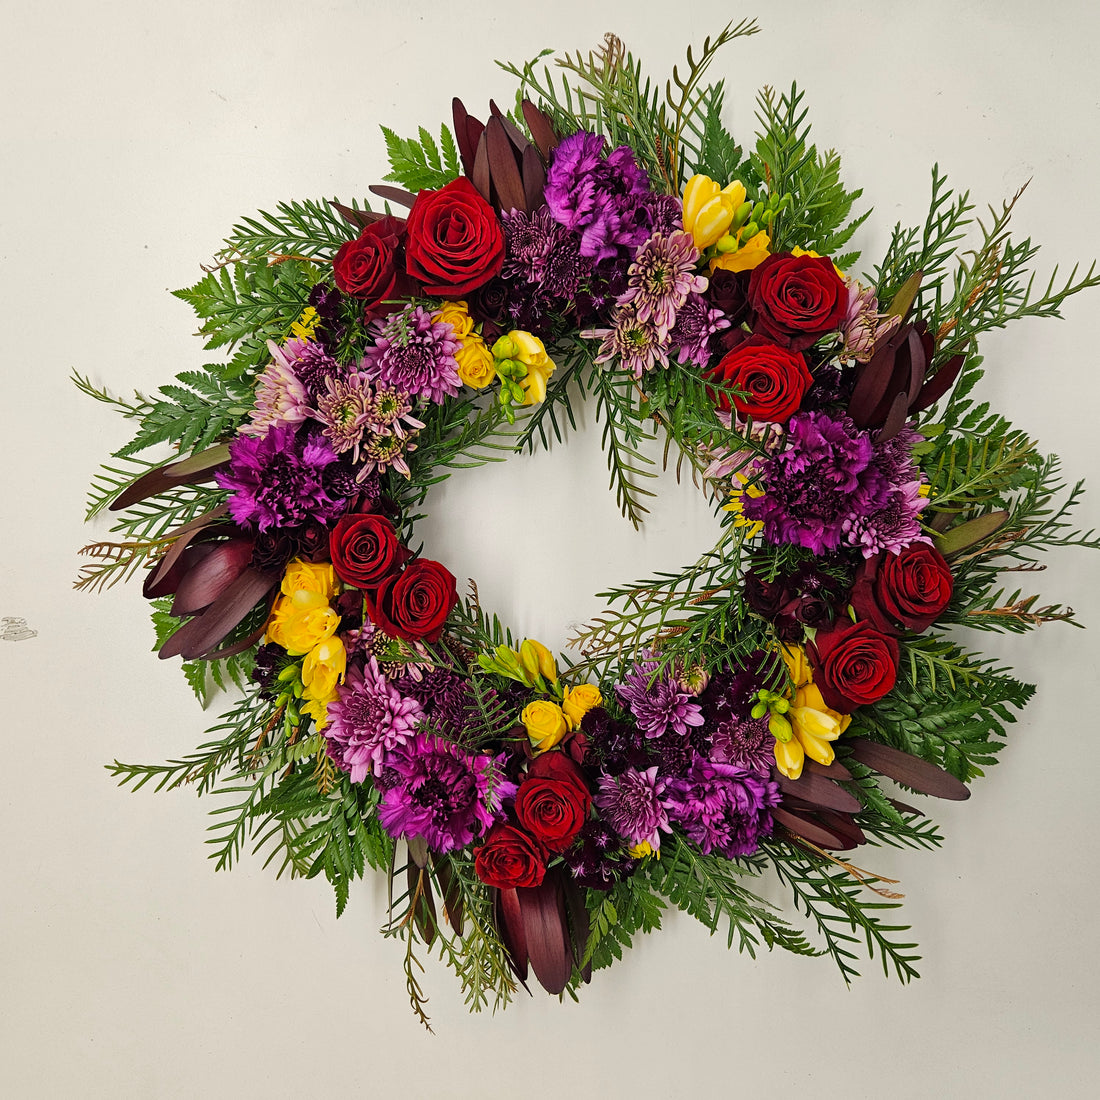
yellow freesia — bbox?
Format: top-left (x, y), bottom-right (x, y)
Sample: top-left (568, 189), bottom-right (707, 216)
top-left (710, 229), bottom-right (771, 274)
top-left (302, 635), bottom-right (347, 703)
top-left (682, 174), bottom-right (747, 251)
top-left (773, 646), bottom-right (850, 778)
top-left (722, 472), bottom-right (765, 538)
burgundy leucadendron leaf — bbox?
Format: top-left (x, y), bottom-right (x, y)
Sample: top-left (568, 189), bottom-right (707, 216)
top-left (368, 184), bottom-right (417, 210)
top-left (775, 770), bottom-right (861, 814)
top-left (845, 738), bottom-right (971, 800)
top-left (517, 871), bottom-right (573, 995)
top-left (521, 99), bottom-right (560, 159)
top-left (772, 806), bottom-right (855, 850)
top-left (485, 115), bottom-right (527, 214)
top-left (170, 538), bottom-right (253, 617)
top-left (329, 201), bottom-right (384, 230)
top-left (110, 443), bottom-right (230, 512)
top-left (494, 886), bottom-right (529, 984)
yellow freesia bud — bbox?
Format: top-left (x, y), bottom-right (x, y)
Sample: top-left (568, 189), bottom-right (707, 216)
top-left (682, 174), bottom-right (720, 230)
top-left (773, 735), bottom-right (805, 780)
top-left (519, 638), bottom-right (559, 684)
top-left (521, 700), bottom-right (569, 753)
top-left (781, 644), bottom-right (813, 692)
top-left (562, 683), bottom-right (602, 728)
top-left (710, 229), bottom-right (771, 274)
top-left (455, 334), bottom-right (495, 388)
top-left (435, 300), bottom-right (474, 339)
top-left (281, 560), bottom-right (339, 601)
top-left (267, 597), bottom-right (341, 655)
top-left (682, 175), bottom-right (748, 251)
top-left (302, 635), bottom-right (347, 703)
top-left (788, 682), bottom-right (850, 767)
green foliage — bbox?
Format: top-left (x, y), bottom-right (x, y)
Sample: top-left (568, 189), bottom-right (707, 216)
top-left (583, 875), bottom-right (666, 970)
top-left (591, 366), bottom-right (658, 528)
top-left (690, 82), bottom-right (745, 186)
top-left (224, 197), bottom-right (367, 261)
top-left (381, 123), bottom-right (461, 191)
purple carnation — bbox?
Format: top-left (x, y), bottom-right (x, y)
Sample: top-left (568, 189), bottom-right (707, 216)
top-left (376, 733), bottom-right (515, 853)
top-left (544, 131), bottom-right (653, 263)
top-left (664, 757), bottom-right (780, 858)
top-left (216, 425), bottom-right (349, 532)
top-left (615, 654), bottom-right (704, 739)
top-left (360, 304), bottom-right (460, 405)
top-left (323, 658), bottom-right (424, 783)
top-left (594, 766), bottom-right (670, 849)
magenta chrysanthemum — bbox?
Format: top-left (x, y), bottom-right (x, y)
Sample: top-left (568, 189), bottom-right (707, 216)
top-left (615, 655), bottom-right (704, 739)
top-left (594, 766), bottom-right (670, 849)
top-left (618, 230), bottom-right (708, 338)
top-left (376, 734), bottom-right (515, 853)
top-left (323, 658), bottom-right (424, 783)
top-left (360, 304), bottom-right (460, 404)
top-left (671, 291), bottom-right (731, 367)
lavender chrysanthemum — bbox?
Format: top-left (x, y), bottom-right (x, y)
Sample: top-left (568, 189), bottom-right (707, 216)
top-left (283, 338), bottom-right (343, 401)
top-left (311, 371), bottom-right (375, 461)
top-left (594, 302), bottom-right (669, 378)
top-left (699, 661), bottom-right (776, 774)
top-left (323, 658), bottom-right (424, 783)
top-left (670, 291), bottom-right (730, 367)
top-left (664, 757), bottom-right (780, 858)
top-left (844, 481), bottom-right (930, 557)
top-left (594, 766), bottom-right (670, 849)
top-left (544, 131), bottom-right (653, 263)
top-left (376, 733), bottom-right (515, 853)
top-left (742, 411), bottom-right (924, 554)
top-left (242, 340), bottom-right (311, 436)
top-left (618, 231), bottom-right (708, 338)
top-left (216, 425), bottom-right (348, 532)
top-left (360, 304), bottom-right (460, 404)
top-left (615, 655), bottom-right (704, 739)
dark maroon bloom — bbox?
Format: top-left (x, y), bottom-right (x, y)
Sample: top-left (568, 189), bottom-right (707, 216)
top-left (515, 752), bottom-right (592, 852)
top-left (329, 513), bottom-right (409, 590)
top-left (332, 215), bottom-right (407, 319)
top-left (474, 824), bottom-right (546, 889)
top-left (365, 557), bottom-right (458, 643)
top-left (852, 543), bottom-right (954, 635)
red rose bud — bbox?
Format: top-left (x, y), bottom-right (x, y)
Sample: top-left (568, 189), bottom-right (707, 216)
top-left (515, 753), bottom-right (592, 852)
top-left (332, 215), bottom-right (407, 318)
top-left (329, 513), bottom-right (409, 590)
top-left (707, 334), bottom-right (812, 423)
top-left (808, 619), bottom-right (900, 713)
top-left (851, 543), bottom-right (954, 635)
top-left (474, 824), bottom-right (546, 889)
top-left (364, 557), bottom-right (458, 643)
top-left (748, 252), bottom-right (848, 351)
top-left (405, 177), bottom-right (505, 297)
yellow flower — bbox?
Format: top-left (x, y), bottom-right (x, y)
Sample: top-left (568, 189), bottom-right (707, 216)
top-left (682, 174), bottom-right (747, 251)
top-left (627, 840), bottom-right (660, 860)
top-left (772, 647), bottom-right (851, 778)
top-left (456, 334), bottom-right (496, 389)
top-left (290, 306), bottom-right (320, 340)
top-left (436, 300), bottom-right (475, 340)
top-left (521, 700), bottom-right (569, 753)
top-left (302, 635), bottom-right (347, 703)
top-left (519, 638), bottom-right (559, 684)
top-left (780, 644), bottom-right (813, 692)
top-left (722, 472), bottom-right (765, 538)
top-left (710, 229), bottom-right (771, 274)
top-left (494, 330), bottom-right (556, 405)
top-left (773, 736), bottom-right (806, 780)
top-left (281, 560), bottom-right (339, 601)
top-left (562, 683), bottom-right (603, 728)
top-left (301, 694), bottom-right (334, 730)
top-left (267, 595), bottom-right (341, 655)
top-left (792, 245), bottom-right (845, 279)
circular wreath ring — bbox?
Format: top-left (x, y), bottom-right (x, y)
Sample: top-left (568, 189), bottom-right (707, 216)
top-left (81, 24), bottom-right (1098, 1023)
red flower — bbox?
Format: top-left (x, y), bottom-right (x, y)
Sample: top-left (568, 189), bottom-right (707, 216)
top-left (329, 513), bottom-right (409, 591)
top-left (515, 753), bottom-right (592, 852)
top-left (851, 543), bottom-right (954, 635)
top-left (332, 215), bottom-right (406, 317)
top-left (808, 620), bottom-right (900, 712)
top-left (364, 557), bottom-right (457, 643)
top-left (748, 252), bottom-right (848, 351)
top-left (405, 177), bottom-right (505, 297)
top-left (707, 334), bottom-right (812, 422)
top-left (474, 824), bottom-right (546, 889)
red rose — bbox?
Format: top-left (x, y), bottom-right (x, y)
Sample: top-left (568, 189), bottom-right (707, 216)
top-left (748, 252), bottom-right (848, 351)
top-left (707, 334), bottom-right (813, 422)
top-left (515, 753), bottom-right (592, 852)
top-left (329, 513), bottom-right (409, 590)
top-left (404, 177), bottom-right (505, 297)
top-left (364, 557), bottom-right (458, 643)
top-left (808, 620), bottom-right (900, 712)
top-left (474, 824), bottom-right (546, 889)
top-left (851, 543), bottom-right (954, 635)
top-left (332, 215), bottom-right (406, 316)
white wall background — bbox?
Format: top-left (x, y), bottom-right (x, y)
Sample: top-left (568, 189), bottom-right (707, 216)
top-left (3, 1), bottom-right (1099, 1096)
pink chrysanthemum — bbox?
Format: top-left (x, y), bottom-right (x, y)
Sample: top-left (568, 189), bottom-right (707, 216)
top-left (241, 340), bottom-right (312, 436)
top-left (618, 230), bottom-right (708, 338)
top-left (360, 305), bottom-right (460, 405)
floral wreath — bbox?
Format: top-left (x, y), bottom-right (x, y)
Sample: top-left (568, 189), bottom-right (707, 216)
top-left (78, 23), bottom-right (1099, 1027)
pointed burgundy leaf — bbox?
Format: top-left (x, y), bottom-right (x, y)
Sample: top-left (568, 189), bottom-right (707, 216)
top-left (806, 759), bottom-right (853, 782)
top-left (816, 811), bottom-right (867, 848)
top-left (495, 887), bottom-right (529, 983)
top-left (488, 99), bottom-right (531, 154)
top-left (158, 568), bottom-right (277, 660)
top-left (329, 200), bottom-right (383, 230)
top-left (406, 836), bottom-right (429, 869)
top-left (848, 325), bottom-right (909, 427)
top-left (522, 99), bottom-right (560, 158)
top-left (775, 770), bottom-right (861, 814)
top-left (521, 143), bottom-right (546, 209)
top-left (170, 538), bottom-right (253, 616)
top-left (205, 615), bottom-right (271, 661)
top-left (772, 807), bottom-right (855, 850)
top-left (452, 98), bottom-right (476, 176)
top-left (912, 353), bottom-right (965, 412)
top-left (888, 798), bottom-right (922, 816)
top-left (471, 137), bottom-right (491, 205)
top-left (846, 738), bottom-right (970, 800)
top-left (144, 535), bottom-right (218, 600)
top-left (110, 443), bottom-right (230, 511)
top-left (368, 184), bottom-right (417, 209)
top-left (874, 389), bottom-right (911, 443)
top-left (562, 876), bottom-right (591, 985)
top-left (517, 873), bottom-right (573, 995)
top-left (485, 116), bottom-right (526, 214)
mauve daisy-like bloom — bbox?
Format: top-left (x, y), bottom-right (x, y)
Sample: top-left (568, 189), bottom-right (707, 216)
top-left (216, 425), bottom-right (349, 533)
top-left (376, 733), bottom-right (515, 853)
top-left (618, 230), bottom-right (708, 338)
top-left (323, 658), bottom-right (424, 782)
top-left (282, 338), bottom-right (343, 401)
top-left (664, 757), bottom-right (780, 858)
top-left (360, 304), bottom-right (460, 404)
top-left (670, 291), bottom-right (730, 367)
top-left (844, 481), bottom-right (930, 557)
top-left (594, 766), bottom-right (670, 849)
top-left (698, 661), bottom-right (776, 774)
top-left (840, 280), bottom-right (900, 363)
top-left (544, 131), bottom-right (653, 263)
top-left (593, 302), bottom-right (669, 378)
top-left (615, 654), bottom-right (704, 739)
top-left (359, 429), bottom-right (417, 480)
top-left (311, 371), bottom-right (374, 461)
top-left (242, 340), bottom-right (311, 436)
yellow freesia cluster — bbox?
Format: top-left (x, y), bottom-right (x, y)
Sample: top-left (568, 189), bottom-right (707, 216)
top-left (436, 300), bottom-right (496, 389)
top-left (772, 645), bottom-right (851, 780)
top-left (265, 560), bottom-right (347, 728)
top-left (722, 472), bottom-right (765, 538)
top-left (492, 330), bottom-right (556, 405)
top-left (681, 173), bottom-right (771, 274)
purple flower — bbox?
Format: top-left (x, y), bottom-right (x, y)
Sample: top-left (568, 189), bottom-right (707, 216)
top-left (593, 301), bottom-right (670, 378)
top-left (618, 230), bottom-right (708, 338)
top-left (562, 821), bottom-right (631, 890)
top-left (360, 304), bottom-right (460, 405)
top-left (544, 131), bottom-right (653, 263)
top-left (664, 757), bottom-right (780, 858)
top-left (670, 291), bottom-right (730, 367)
top-left (615, 654), bottom-right (704, 739)
top-left (376, 733), bottom-right (515, 853)
top-left (284, 338), bottom-right (344, 402)
top-left (594, 766), bottom-right (670, 849)
top-left (216, 425), bottom-right (349, 532)
top-left (242, 340), bottom-right (311, 437)
top-left (323, 658), bottom-right (424, 783)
